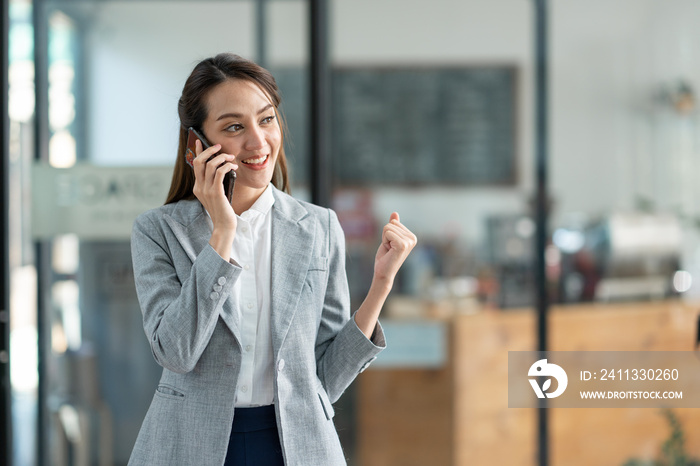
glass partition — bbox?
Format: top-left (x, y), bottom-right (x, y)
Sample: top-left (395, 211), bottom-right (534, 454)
top-left (9, 2), bottom-right (39, 464)
top-left (328, 1), bottom-right (534, 464)
top-left (329, 1), bottom-right (700, 465)
top-left (546, 1), bottom-right (700, 465)
top-left (20, 1), bottom-right (310, 464)
top-left (548, 0), bottom-right (700, 305)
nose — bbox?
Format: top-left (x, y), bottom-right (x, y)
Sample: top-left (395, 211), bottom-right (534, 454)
top-left (244, 124), bottom-right (266, 151)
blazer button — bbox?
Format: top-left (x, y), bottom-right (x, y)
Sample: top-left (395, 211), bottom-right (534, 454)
top-left (218, 277), bottom-right (227, 286)
top-left (359, 356), bottom-right (377, 373)
top-left (277, 359), bottom-right (285, 372)
top-left (213, 284), bottom-right (223, 292)
top-left (210, 291), bottom-right (220, 300)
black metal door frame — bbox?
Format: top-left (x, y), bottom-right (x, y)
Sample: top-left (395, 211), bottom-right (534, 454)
top-left (309, 0), bottom-right (331, 208)
top-left (534, 1), bottom-right (550, 466)
top-left (1, 0), bottom-right (12, 463)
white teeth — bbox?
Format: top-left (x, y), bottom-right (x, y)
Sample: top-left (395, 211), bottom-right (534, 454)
top-left (242, 155), bottom-right (267, 165)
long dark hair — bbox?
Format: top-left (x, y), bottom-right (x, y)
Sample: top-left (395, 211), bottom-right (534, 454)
top-left (165, 53), bottom-right (290, 204)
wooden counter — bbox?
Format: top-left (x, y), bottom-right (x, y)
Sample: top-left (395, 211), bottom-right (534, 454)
top-left (357, 300), bottom-right (700, 466)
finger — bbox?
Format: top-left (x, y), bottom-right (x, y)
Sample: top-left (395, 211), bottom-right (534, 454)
top-left (382, 226), bottom-right (410, 247)
top-left (195, 139), bottom-right (215, 158)
top-left (192, 142), bottom-right (208, 181)
top-left (382, 230), bottom-right (414, 255)
top-left (383, 223), bottom-right (405, 240)
top-left (206, 153), bottom-right (236, 170)
top-left (383, 225), bottom-right (417, 251)
top-left (195, 147), bottom-right (220, 184)
top-left (384, 217), bottom-right (417, 241)
top-left (213, 162), bottom-right (238, 183)
top-left (194, 143), bottom-right (222, 165)
top-left (390, 212), bottom-right (400, 223)
top-left (383, 222), bottom-right (413, 243)
top-left (200, 153), bottom-right (234, 183)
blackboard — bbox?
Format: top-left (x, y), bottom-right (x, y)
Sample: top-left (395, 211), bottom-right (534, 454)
top-left (272, 65), bottom-right (517, 186)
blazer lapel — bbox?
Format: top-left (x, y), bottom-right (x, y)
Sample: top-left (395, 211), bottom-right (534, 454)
top-left (163, 199), bottom-right (242, 342)
top-left (270, 189), bottom-right (314, 358)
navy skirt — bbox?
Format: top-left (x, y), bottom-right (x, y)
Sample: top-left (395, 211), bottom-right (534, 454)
top-left (224, 405), bottom-right (285, 466)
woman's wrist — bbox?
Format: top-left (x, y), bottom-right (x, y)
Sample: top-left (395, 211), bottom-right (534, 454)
top-left (354, 278), bottom-right (393, 339)
top-left (370, 275), bottom-right (394, 296)
top-left (209, 227), bottom-right (235, 260)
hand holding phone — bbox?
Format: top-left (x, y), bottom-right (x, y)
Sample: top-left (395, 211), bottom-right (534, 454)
top-left (186, 127), bottom-right (236, 203)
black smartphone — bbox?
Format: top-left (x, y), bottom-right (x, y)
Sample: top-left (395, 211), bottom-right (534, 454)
top-left (185, 127), bottom-right (236, 203)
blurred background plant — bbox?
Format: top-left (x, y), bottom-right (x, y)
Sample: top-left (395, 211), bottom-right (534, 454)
top-left (623, 409), bottom-right (700, 466)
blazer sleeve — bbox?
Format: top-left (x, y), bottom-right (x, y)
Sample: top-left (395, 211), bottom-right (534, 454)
top-left (131, 211), bottom-right (242, 374)
top-left (315, 209), bottom-right (386, 403)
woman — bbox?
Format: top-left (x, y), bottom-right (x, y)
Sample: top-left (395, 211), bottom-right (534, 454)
top-left (129, 53), bottom-right (416, 466)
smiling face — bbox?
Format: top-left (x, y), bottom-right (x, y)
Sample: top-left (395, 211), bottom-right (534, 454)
top-left (201, 79), bottom-right (282, 205)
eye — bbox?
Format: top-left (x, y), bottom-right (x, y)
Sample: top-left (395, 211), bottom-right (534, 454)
top-left (261, 115), bottom-right (276, 125)
top-left (225, 123), bottom-right (243, 133)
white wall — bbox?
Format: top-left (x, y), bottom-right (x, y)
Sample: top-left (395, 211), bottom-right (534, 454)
top-left (82, 0), bottom-right (700, 245)
top-left (550, 0), bottom-right (700, 221)
top-left (86, 1), bottom-right (256, 167)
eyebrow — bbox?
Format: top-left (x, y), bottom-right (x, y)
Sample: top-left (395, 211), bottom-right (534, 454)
top-left (216, 103), bottom-right (274, 121)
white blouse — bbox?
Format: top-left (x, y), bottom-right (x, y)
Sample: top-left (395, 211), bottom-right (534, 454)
top-left (229, 185), bottom-right (275, 407)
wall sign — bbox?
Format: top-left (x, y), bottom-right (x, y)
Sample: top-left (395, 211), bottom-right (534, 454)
top-left (32, 164), bottom-right (173, 239)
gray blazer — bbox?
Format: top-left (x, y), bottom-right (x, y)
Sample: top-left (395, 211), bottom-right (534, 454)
top-left (128, 187), bottom-right (385, 466)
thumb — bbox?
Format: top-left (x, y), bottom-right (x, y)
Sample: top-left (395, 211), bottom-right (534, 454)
top-left (390, 212), bottom-right (400, 223)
